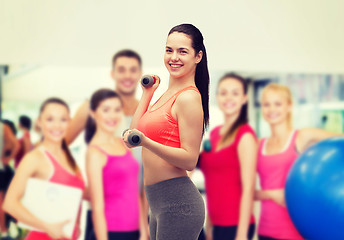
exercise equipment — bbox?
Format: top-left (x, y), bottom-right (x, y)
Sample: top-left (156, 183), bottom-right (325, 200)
top-left (285, 137), bottom-right (344, 240)
top-left (141, 75), bottom-right (160, 88)
top-left (122, 129), bottom-right (142, 146)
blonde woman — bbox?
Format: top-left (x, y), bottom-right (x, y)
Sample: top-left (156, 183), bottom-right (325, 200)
top-left (255, 83), bottom-right (341, 240)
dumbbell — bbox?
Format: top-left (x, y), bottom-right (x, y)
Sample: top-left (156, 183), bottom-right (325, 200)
top-left (141, 75), bottom-right (160, 88)
top-left (122, 129), bottom-right (142, 146)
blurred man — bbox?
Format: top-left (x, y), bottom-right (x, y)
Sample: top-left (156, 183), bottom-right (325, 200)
top-left (65, 49), bottom-right (142, 144)
top-left (65, 49), bottom-right (149, 240)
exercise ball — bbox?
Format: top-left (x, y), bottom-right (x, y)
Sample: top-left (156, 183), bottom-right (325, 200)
top-left (285, 137), bottom-right (344, 240)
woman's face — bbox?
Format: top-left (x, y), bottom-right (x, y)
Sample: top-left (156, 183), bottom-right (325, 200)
top-left (91, 97), bottom-right (123, 134)
top-left (217, 78), bottom-right (247, 117)
top-left (38, 103), bottom-right (70, 143)
top-left (261, 89), bottom-right (291, 126)
top-left (164, 32), bottom-right (202, 80)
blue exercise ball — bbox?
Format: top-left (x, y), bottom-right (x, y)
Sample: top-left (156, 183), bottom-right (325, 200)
top-left (285, 137), bottom-right (344, 240)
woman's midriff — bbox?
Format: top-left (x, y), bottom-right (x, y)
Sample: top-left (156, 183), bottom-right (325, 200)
top-left (142, 148), bottom-right (188, 185)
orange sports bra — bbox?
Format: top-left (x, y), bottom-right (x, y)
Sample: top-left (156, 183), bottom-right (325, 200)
top-left (137, 86), bottom-right (200, 148)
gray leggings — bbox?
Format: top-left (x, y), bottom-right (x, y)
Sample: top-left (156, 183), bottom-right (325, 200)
top-left (145, 176), bottom-right (205, 240)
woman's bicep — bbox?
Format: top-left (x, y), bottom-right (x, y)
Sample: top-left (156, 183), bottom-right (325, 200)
top-left (238, 133), bottom-right (258, 188)
top-left (5, 156), bottom-right (37, 204)
top-left (176, 92), bottom-right (204, 154)
top-left (298, 128), bottom-right (342, 152)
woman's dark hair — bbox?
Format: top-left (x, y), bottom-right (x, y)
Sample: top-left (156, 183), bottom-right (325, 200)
top-left (85, 89), bottom-right (122, 144)
top-left (168, 23), bottom-right (209, 134)
top-left (39, 98), bottom-right (77, 171)
top-left (19, 115), bottom-right (32, 130)
top-left (217, 73), bottom-right (249, 145)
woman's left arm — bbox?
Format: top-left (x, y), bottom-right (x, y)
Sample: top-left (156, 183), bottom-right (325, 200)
top-left (236, 133), bottom-right (258, 240)
top-left (297, 128), bottom-right (343, 153)
top-left (125, 91), bottom-right (203, 171)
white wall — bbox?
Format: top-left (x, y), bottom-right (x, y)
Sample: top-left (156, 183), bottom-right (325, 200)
top-left (0, 0), bottom-right (343, 73)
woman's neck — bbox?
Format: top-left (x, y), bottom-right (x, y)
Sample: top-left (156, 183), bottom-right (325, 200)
top-left (92, 128), bottom-right (116, 145)
top-left (168, 72), bottom-right (196, 91)
top-left (41, 139), bottom-right (63, 156)
top-left (221, 112), bottom-right (240, 134)
top-left (269, 121), bottom-right (293, 140)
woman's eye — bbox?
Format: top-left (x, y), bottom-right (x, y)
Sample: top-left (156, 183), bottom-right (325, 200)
top-left (166, 49), bottom-right (172, 53)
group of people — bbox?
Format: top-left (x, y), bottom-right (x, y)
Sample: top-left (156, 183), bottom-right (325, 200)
top-left (0, 23), bottom-right (341, 240)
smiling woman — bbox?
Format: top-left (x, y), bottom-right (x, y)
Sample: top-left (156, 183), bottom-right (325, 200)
top-left (84, 89), bottom-right (148, 240)
top-left (123, 23), bottom-right (209, 240)
top-left (2, 98), bottom-right (85, 240)
top-left (199, 73), bottom-right (257, 240)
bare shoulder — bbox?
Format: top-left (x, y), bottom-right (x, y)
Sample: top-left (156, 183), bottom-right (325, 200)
top-left (86, 146), bottom-right (106, 166)
top-left (17, 148), bottom-right (45, 172)
top-left (297, 128), bottom-right (317, 143)
top-left (239, 132), bottom-right (257, 146)
top-left (177, 89), bottom-right (201, 103)
top-left (175, 89), bottom-right (202, 111)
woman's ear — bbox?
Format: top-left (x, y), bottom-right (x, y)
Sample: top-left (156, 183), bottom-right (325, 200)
top-left (195, 50), bottom-right (203, 64)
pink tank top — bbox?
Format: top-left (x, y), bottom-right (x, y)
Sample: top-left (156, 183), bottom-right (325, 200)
top-left (90, 145), bottom-right (140, 232)
top-left (26, 150), bottom-right (85, 240)
top-left (257, 130), bottom-right (303, 240)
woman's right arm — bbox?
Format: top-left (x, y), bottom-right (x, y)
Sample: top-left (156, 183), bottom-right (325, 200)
top-left (130, 76), bottom-right (159, 129)
top-left (2, 153), bottom-right (69, 239)
top-left (86, 148), bottom-right (108, 240)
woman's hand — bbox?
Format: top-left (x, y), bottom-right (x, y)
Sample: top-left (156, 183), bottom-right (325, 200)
top-left (139, 234), bottom-right (150, 240)
top-left (122, 129), bottom-right (146, 148)
top-left (141, 75), bottom-right (160, 95)
top-left (205, 231), bottom-right (213, 240)
top-left (268, 189), bottom-right (286, 207)
top-left (43, 220), bottom-right (70, 239)
top-left (255, 189), bottom-right (286, 207)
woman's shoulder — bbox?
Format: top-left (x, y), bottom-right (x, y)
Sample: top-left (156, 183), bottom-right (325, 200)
top-left (237, 123), bottom-right (257, 137)
top-left (175, 88), bottom-right (202, 105)
top-left (18, 147), bottom-right (45, 168)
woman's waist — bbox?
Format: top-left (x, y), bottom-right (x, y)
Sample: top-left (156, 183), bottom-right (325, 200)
top-left (142, 150), bottom-right (188, 185)
top-left (260, 200), bottom-right (290, 219)
top-left (144, 176), bottom-right (203, 213)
